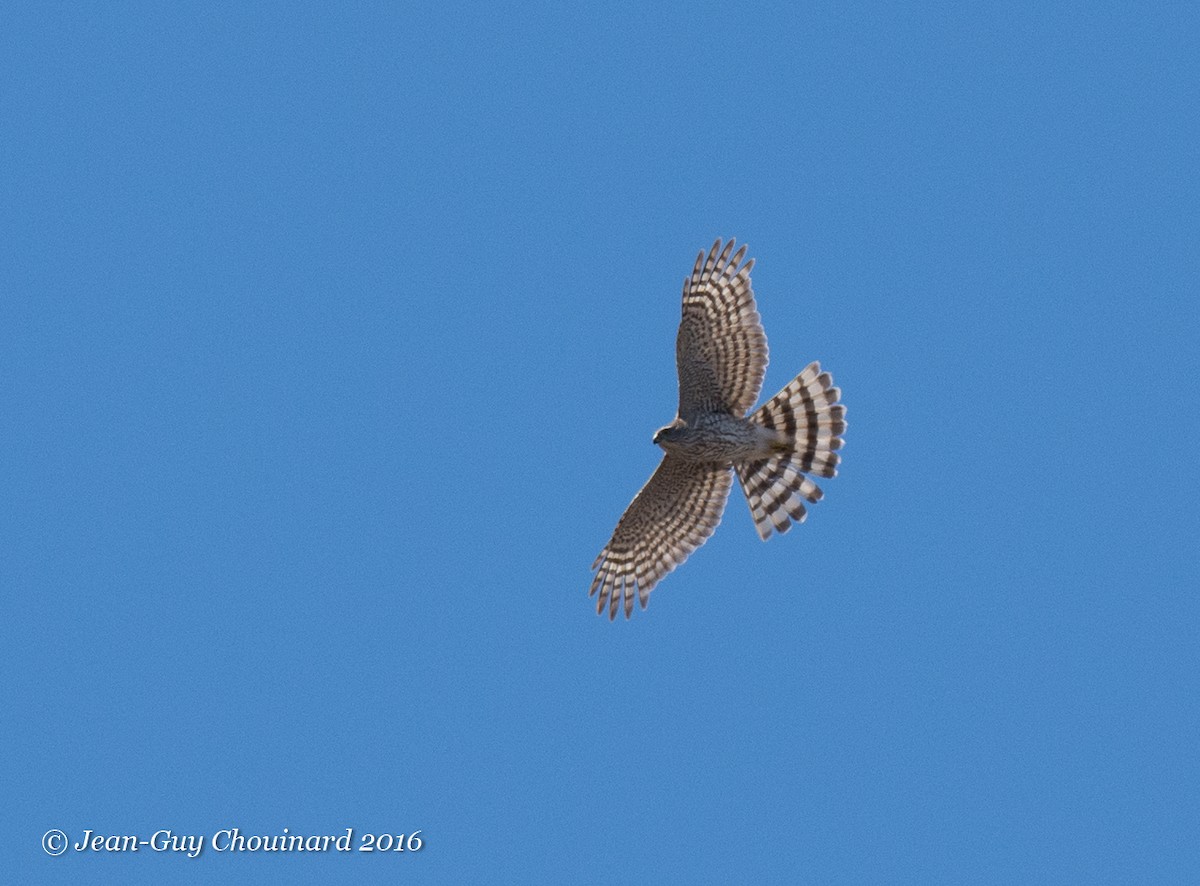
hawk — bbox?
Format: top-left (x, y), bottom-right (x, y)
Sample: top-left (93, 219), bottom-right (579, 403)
top-left (590, 239), bottom-right (846, 619)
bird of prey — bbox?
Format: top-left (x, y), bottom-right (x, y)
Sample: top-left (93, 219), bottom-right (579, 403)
top-left (590, 239), bottom-right (846, 619)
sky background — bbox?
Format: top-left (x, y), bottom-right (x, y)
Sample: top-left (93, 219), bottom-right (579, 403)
top-left (3, 2), bottom-right (1198, 883)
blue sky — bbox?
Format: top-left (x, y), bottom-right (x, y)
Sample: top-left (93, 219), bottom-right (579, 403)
top-left (4, 2), bottom-right (1198, 883)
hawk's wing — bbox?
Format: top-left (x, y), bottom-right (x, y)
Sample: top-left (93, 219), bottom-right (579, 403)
top-left (591, 457), bottom-right (733, 620)
top-left (675, 239), bottom-right (769, 420)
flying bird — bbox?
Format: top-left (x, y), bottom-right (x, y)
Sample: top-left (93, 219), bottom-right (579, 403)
top-left (590, 239), bottom-right (846, 619)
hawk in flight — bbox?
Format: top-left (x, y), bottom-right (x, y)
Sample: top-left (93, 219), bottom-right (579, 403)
top-left (590, 239), bottom-right (846, 619)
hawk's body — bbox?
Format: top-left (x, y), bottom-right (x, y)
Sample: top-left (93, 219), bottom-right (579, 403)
top-left (590, 239), bottom-right (846, 619)
top-left (655, 411), bottom-right (785, 462)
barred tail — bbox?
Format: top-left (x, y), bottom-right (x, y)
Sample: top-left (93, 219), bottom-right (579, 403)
top-left (738, 362), bottom-right (846, 540)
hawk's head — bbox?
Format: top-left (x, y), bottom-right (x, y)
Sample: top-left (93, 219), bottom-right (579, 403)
top-left (652, 418), bottom-right (687, 448)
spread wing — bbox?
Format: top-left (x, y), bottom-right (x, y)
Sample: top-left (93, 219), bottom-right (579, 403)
top-left (675, 238), bottom-right (768, 420)
top-left (590, 457), bottom-right (733, 620)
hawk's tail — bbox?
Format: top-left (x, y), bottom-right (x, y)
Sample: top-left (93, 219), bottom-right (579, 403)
top-left (738, 362), bottom-right (846, 539)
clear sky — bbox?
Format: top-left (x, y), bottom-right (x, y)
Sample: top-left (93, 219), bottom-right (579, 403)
top-left (4, 2), bottom-right (1198, 884)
